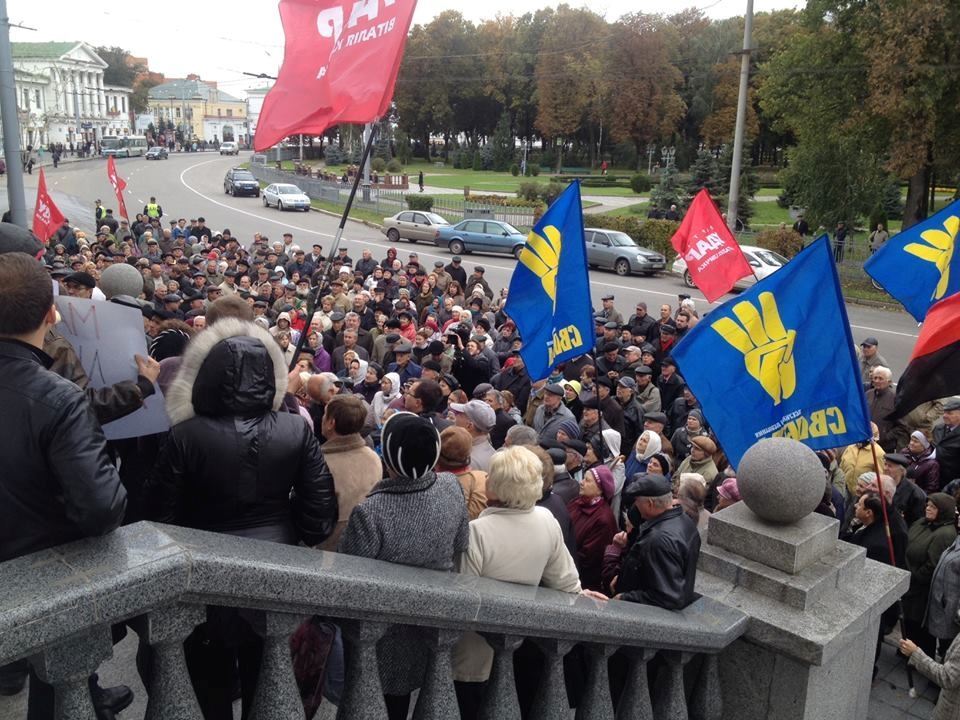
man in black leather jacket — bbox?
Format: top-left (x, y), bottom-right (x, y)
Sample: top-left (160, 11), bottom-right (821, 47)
top-left (0, 252), bottom-right (127, 563)
top-left (614, 473), bottom-right (700, 610)
top-left (0, 253), bottom-right (129, 715)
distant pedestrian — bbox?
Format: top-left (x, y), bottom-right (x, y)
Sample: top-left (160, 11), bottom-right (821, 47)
top-left (869, 223), bottom-right (889, 253)
top-left (834, 221), bottom-right (848, 263)
top-left (418, 170), bottom-right (424, 193)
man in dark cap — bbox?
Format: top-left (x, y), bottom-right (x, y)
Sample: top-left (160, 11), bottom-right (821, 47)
top-left (596, 341), bottom-right (626, 378)
top-left (933, 398), bottom-right (960, 486)
top-left (627, 302), bottom-right (657, 342)
top-left (657, 356), bottom-right (685, 412)
top-left (616, 376), bottom-right (645, 452)
top-left (465, 265), bottom-right (493, 300)
top-left (599, 294), bottom-right (623, 325)
top-left (388, 342), bottom-right (423, 386)
top-left (534, 383), bottom-right (576, 444)
top-left (884, 453), bottom-right (927, 527)
top-left (445, 255), bottom-right (467, 287)
top-left (63, 271), bottom-right (97, 299)
top-left (612, 473), bottom-right (700, 609)
top-left (859, 336), bottom-right (888, 386)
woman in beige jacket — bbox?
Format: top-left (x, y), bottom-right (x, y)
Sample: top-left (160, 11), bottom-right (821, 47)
top-left (452, 446), bottom-right (582, 719)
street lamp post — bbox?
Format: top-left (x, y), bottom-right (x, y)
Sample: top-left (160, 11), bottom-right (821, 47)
top-left (726, 0), bottom-right (754, 233)
top-left (0, 0), bottom-right (27, 226)
top-left (660, 145), bottom-right (676, 170)
top-left (647, 143), bottom-right (657, 176)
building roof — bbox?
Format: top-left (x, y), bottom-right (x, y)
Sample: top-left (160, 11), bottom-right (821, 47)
top-left (11, 42), bottom-right (80, 59)
top-left (149, 78), bottom-right (242, 104)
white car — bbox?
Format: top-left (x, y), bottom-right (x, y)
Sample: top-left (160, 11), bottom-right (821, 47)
top-left (262, 183), bottom-right (311, 212)
top-left (219, 141), bottom-right (239, 155)
top-left (671, 244), bottom-right (789, 292)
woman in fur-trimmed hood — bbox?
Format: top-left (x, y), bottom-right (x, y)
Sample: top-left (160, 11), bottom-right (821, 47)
top-left (149, 317), bottom-right (337, 546)
top-left (147, 318), bottom-right (338, 720)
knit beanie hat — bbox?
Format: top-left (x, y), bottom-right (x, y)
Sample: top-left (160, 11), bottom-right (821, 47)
top-left (381, 411), bottom-right (441, 480)
top-left (556, 418), bottom-right (581, 439)
top-left (911, 431), bottom-right (931, 450)
top-left (589, 465), bottom-right (616, 503)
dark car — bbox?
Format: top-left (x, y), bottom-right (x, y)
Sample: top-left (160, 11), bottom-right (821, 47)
top-left (224, 168), bottom-right (261, 197)
top-left (145, 145), bottom-right (168, 160)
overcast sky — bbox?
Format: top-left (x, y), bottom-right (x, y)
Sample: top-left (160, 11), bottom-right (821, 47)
top-left (12, 0), bottom-right (801, 98)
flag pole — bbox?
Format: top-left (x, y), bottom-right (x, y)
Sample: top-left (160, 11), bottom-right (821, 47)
top-left (869, 437), bottom-right (915, 695)
top-left (288, 121), bottom-right (379, 371)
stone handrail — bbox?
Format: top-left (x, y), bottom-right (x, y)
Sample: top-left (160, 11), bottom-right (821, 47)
top-left (0, 522), bottom-right (748, 719)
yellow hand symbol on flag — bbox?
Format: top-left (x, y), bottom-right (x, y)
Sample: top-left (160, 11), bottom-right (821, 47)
top-left (518, 225), bottom-right (562, 303)
top-left (905, 214), bottom-right (958, 301)
top-left (711, 292), bottom-right (797, 405)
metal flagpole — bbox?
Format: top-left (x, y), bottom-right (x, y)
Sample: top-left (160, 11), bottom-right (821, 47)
top-left (287, 122), bottom-right (378, 371)
top-left (869, 438), bottom-right (915, 695)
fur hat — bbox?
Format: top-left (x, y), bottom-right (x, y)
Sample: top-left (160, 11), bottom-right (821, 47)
top-left (438, 426), bottom-right (473, 467)
top-left (381, 412), bottom-right (441, 480)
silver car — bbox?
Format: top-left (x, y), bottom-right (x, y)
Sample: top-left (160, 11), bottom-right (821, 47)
top-left (262, 183), bottom-right (311, 211)
top-left (382, 211), bottom-right (450, 243)
top-left (585, 228), bottom-right (667, 276)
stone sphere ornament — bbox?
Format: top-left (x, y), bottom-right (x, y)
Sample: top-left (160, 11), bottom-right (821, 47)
top-left (736, 438), bottom-right (825, 524)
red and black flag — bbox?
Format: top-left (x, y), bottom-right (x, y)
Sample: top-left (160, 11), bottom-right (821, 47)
top-left (888, 292), bottom-right (960, 421)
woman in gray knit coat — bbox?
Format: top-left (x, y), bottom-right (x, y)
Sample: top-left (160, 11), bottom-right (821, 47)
top-left (338, 411), bottom-right (470, 720)
top-left (902, 615), bottom-right (960, 720)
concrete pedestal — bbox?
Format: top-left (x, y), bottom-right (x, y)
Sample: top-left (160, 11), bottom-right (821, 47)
top-left (696, 503), bottom-right (909, 720)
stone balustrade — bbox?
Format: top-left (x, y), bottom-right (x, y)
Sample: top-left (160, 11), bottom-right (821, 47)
top-left (0, 522), bottom-right (748, 719)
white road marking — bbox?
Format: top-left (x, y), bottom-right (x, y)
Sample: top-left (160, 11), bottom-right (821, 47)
top-left (178, 158), bottom-right (918, 341)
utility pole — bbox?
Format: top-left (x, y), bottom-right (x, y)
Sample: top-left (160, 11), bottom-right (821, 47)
top-left (0, 0), bottom-right (27, 227)
top-left (726, 0), bottom-right (754, 234)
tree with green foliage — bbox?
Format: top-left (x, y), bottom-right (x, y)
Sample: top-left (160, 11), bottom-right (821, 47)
top-left (490, 111), bottom-right (514, 172)
top-left (650, 165), bottom-right (685, 211)
top-left (95, 47), bottom-right (141, 87)
top-left (687, 149), bottom-right (720, 198)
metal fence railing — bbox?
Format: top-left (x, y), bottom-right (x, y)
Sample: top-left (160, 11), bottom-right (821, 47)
top-left (247, 164), bottom-right (539, 229)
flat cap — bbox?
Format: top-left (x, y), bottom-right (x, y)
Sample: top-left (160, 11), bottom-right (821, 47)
top-left (544, 383), bottom-right (566, 396)
top-left (884, 453), bottom-right (910, 468)
top-left (627, 473), bottom-right (672, 498)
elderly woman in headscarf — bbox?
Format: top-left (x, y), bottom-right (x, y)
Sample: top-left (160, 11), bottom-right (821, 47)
top-left (903, 431), bottom-right (940, 495)
top-left (602, 428), bottom-right (627, 522)
top-left (567, 464), bottom-right (618, 591)
top-left (625, 429), bottom-right (662, 481)
top-left (372, 372), bottom-right (401, 428)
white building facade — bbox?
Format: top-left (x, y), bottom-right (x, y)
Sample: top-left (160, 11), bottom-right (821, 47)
top-left (10, 42), bottom-right (132, 148)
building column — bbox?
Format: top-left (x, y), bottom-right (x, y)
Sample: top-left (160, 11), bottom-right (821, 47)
top-left (98, 74), bottom-right (106, 118)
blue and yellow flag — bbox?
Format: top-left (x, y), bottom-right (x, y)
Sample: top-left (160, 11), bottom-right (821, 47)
top-left (671, 236), bottom-right (870, 468)
top-left (865, 199), bottom-right (960, 322)
top-left (504, 180), bottom-right (593, 381)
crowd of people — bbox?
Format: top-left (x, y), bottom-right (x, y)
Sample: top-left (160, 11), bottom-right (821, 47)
top-left (2, 195), bottom-right (960, 719)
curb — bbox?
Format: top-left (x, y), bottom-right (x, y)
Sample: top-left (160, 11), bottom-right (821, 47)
top-left (309, 204), bottom-right (384, 232)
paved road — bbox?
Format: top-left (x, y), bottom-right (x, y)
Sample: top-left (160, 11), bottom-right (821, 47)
top-left (4, 152), bottom-right (919, 376)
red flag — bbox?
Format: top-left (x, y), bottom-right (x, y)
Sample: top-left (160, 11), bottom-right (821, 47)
top-left (106, 155), bottom-right (129, 222)
top-left (32, 169), bottom-right (64, 242)
top-left (670, 189), bottom-right (753, 303)
top-left (254, 0), bottom-right (418, 151)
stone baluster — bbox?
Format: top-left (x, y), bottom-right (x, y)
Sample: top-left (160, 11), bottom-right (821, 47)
top-left (30, 625), bottom-right (112, 720)
top-left (142, 603), bottom-right (205, 720)
top-left (337, 619), bottom-right (388, 720)
top-left (650, 651), bottom-right (693, 720)
top-left (248, 611), bottom-right (306, 720)
top-left (688, 654), bottom-right (722, 720)
top-left (478, 633), bottom-right (523, 720)
top-left (576, 643), bottom-right (616, 720)
top-left (413, 627), bottom-right (461, 720)
top-left (529, 638), bottom-right (574, 720)
top-left (615, 647), bottom-right (657, 720)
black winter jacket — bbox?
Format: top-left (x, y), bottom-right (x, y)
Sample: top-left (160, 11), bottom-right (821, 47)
top-left (148, 320), bottom-right (337, 545)
top-left (617, 506), bottom-right (700, 610)
top-left (0, 339), bottom-right (126, 563)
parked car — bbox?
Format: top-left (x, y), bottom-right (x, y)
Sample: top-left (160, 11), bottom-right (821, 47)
top-left (224, 168), bottom-right (261, 197)
top-left (671, 244), bottom-right (788, 291)
top-left (435, 219), bottom-right (527, 258)
top-left (382, 211), bottom-right (450, 243)
top-left (219, 141), bottom-right (239, 155)
top-left (145, 145), bottom-right (168, 160)
top-left (585, 227), bottom-right (666, 276)
top-left (262, 183), bottom-right (311, 211)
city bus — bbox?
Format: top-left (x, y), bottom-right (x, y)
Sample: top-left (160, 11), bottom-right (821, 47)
top-left (101, 135), bottom-right (148, 158)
